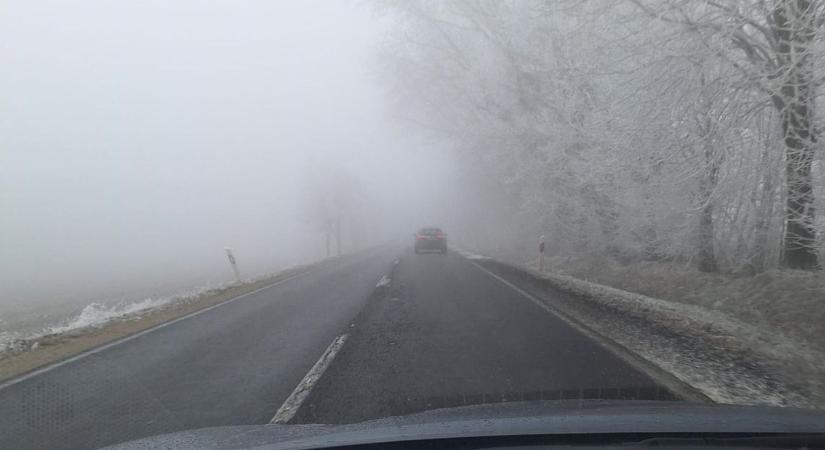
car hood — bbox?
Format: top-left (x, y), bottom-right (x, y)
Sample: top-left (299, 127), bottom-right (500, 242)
top-left (105, 400), bottom-right (825, 450)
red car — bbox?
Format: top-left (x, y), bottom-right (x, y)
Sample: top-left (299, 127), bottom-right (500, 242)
top-left (414, 227), bottom-right (447, 254)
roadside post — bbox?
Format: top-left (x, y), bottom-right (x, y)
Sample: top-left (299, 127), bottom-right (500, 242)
top-left (225, 247), bottom-right (241, 282)
top-left (538, 235), bottom-right (545, 273)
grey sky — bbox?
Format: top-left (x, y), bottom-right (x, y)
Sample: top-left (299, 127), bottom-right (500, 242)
top-left (1, 0), bottom-right (451, 310)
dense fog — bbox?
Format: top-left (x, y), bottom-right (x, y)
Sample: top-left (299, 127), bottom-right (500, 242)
top-left (3, 0), bottom-right (825, 326)
top-left (0, 1), bottom-right (452, 316)
top-left (4, 3), bottom-right (825, 435)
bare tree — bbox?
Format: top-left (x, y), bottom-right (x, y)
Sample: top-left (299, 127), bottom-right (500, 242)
top-left (302, 162), bottom-right (367, 256)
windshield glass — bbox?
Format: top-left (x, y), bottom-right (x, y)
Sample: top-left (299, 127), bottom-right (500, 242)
top-left (1, 1), bottom-right (824, 449)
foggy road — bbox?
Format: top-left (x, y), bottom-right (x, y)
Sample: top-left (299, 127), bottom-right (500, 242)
top-left (0, 248), bottom-right (678, 450)
top-left (291, 250), bottom-right (678, 424)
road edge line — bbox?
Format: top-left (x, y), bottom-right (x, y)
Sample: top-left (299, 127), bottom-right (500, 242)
top-left (0, 270), bottom-right (312, 392)
top-left (464, 258), bottom-right (712, 404)
top-left (270, 333), bottom-right (349, 424)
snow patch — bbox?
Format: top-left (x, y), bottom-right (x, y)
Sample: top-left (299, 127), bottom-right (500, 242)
top-left (46, 299), bottom-right (166, 334)
top-left (0, 259), bottom-right (324, 357)
top-left (0, 282), bottom-right (231, 355)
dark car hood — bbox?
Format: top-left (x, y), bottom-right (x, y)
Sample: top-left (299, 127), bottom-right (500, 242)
top-left (105, 400), bottom-right (825, 450)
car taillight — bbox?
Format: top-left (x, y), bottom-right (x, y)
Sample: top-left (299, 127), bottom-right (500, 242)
top-left (416, 234), bottom-right (424, 240)
top-left (436, 234), bottom-right (445, 240)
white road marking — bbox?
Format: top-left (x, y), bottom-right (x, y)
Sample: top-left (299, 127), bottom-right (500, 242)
top-left (270, 333), bottom-right (348, 424)
top-left (464, 258), bottom-right (711, 403)
top-left (466, 261), bottom-right (557, 316)
top-left (0, 271), bottom-right (312, 392)
top-left (375, 274), bottom-right (391, 288)
top-left (452, 246), bottom-right (490, 260)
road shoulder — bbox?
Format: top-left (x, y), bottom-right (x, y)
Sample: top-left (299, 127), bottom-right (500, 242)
top-left (470, 254), bottom-right (824, 408)
top-left (0, 258), bottom-right (338, 385)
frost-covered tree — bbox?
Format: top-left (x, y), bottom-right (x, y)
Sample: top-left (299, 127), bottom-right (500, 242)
top-left (376, 0), bottom-right (824, 272)
top-left (627, 0), bottom-right (825, 268)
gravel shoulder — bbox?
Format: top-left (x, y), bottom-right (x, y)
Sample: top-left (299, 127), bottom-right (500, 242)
top-left (456, 249), bottom-right (825, 409)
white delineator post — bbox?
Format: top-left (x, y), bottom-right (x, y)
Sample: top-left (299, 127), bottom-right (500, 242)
top-left (538, 235), bottom-right (546, 273)
top-left (225, 247), bottom-right (241, 282)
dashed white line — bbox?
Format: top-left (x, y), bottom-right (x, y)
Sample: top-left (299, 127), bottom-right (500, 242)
top-left (270, 333), bottom-right (349, 424)
top-left (375, 274), bottom-right (391, 288)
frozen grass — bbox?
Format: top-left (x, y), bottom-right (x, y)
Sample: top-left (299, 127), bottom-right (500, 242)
top-left (539, 255), bottom-right (825, 356)
top-left (528, 255), bottom-right (825, 407)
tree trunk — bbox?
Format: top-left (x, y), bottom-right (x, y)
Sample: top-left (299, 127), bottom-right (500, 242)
top-left (697, 193), bottom-right (717, 272)
top-left (335, 215), bottom-right (342, 256)
top-left (696, 72), bottom-right (718, 273)
top-left (772, 0), bottom-right (819, 269)
top-left (752, 145), bottom-right (777, 272)
top-left (780, 108), bottom-right (818, 268)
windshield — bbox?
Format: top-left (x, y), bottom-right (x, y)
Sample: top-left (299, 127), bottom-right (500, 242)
top-left (1, 1), bottom-right (824, 449)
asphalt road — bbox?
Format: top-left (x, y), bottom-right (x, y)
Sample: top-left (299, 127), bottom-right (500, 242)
top-left (0, 247), bottom-right (678, 450)
top-left (291, 250), bottom-right (675, 424)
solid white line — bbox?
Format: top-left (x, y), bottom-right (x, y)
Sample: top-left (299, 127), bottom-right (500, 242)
top-left (0, 271), bottom-right (312, 392)
top-left (465, 260), bottom-right (556, 316)
top-left (464, 258), bottom-right (711, 403)
top-left (270, 333), bottom-right (348, 424)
